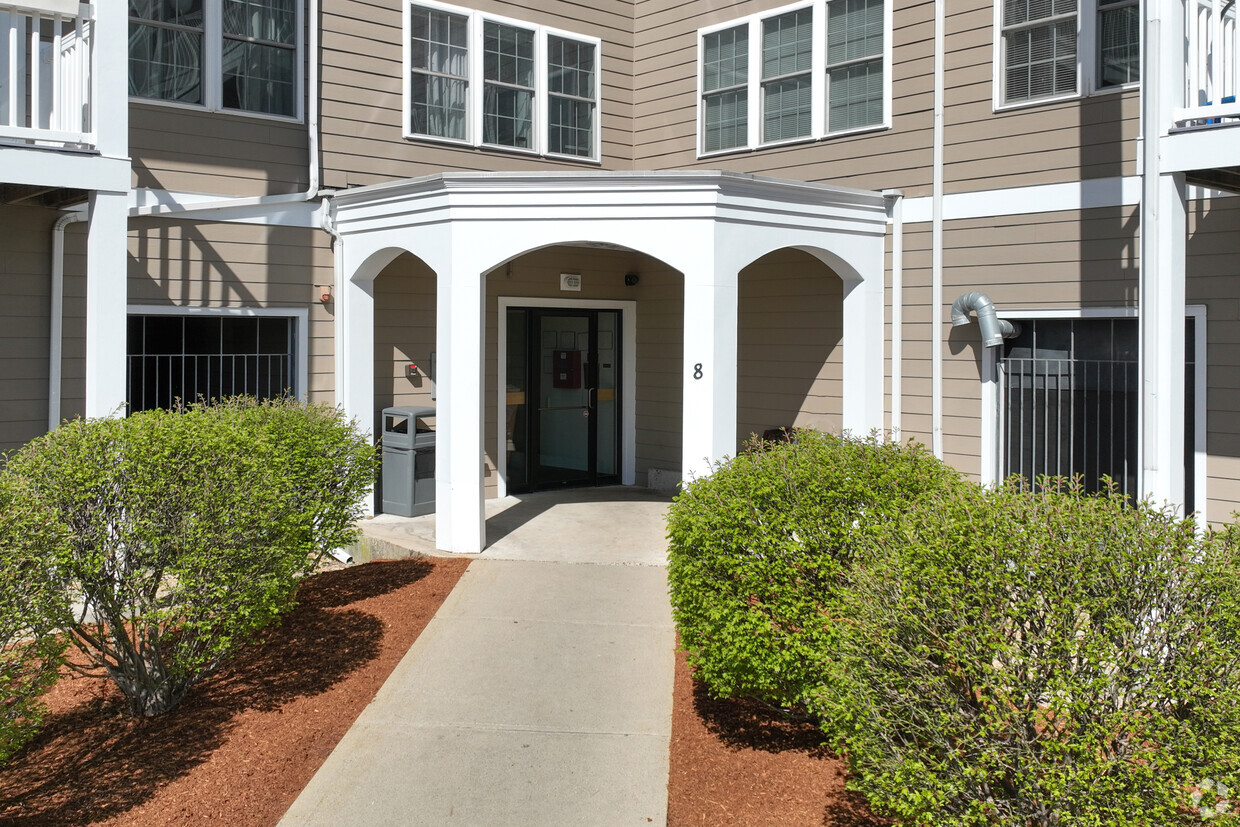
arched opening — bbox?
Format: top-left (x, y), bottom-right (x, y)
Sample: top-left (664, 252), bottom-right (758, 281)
top-left (737, 247), bottom-right (844, 447)
top-left (483, 243), bottom-right (684, 494)
top-left (373, 251), bottom-right (438, 431)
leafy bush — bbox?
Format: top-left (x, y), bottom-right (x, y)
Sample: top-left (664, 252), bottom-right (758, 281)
top-left (819, 479), bottom-right (1240, 826)
top-left (0, 476), bottom-right (69, 761)
top-left (666, 430), bottom-right (961, 711)
top-left (4, 398), bottom-right (377, 717)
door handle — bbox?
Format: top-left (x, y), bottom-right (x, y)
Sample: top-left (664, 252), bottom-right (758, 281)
top-left (587, 387), bottom-right (597, 407)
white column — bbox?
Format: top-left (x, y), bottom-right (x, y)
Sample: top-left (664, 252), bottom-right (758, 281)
top-left (1140, 172), bottom-right (1187, 507)
top-left (336, 243), bottom-right (376, 439)
top-left (434, 242), bottom-right (486, 554)
top-left (681, 248), bottom-right (738, 482)
top-left (841, 269), bottom-right (886, 435)
top-left (93, 0), bottom-right (128, 161)
top-left (83, 190), bottom-right (127, 419)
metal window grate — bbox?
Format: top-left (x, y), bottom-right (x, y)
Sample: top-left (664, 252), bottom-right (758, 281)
top-left (999, 318), bottom-right (1137, 497)
top-left (999, 317), bottom-right (1195, 510)
top-left (126, 315), bottom-right (295, 413)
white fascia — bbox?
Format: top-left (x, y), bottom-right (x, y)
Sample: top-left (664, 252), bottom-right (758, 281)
top-left (901, 176), bottom-right (1233, 224)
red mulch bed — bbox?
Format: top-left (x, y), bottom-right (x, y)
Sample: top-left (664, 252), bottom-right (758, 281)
top-left (667, 646), bottom-right (889, 827)
top-left (2, 559), bottom-right (885, 826)
top-left (0, 557), bottom-right (470, 826)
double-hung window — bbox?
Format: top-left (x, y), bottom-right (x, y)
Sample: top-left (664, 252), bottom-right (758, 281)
top-left (409, 5), bottom-right (468, 140)
top-left (702, 25), bottom-right (748, 152)
top-left (129, 0), bottom-right (300, 118)
top-left (827, 0), bottom-right (885, 130)
top-left (762, 10), bottom-right (813, 142)
top-left (997, 0), bottom-right (1139, 106)
top-left (698, 0), bottom-right (891, 156)
top-left (405, 1), bottom-right (600, 160)
top-left (1095, 0), bottom-right (1139, 87)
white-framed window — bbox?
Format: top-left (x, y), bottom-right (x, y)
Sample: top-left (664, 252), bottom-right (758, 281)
top-left (129, 0), bottom-right (302, 119)
top-left (126, 306), bottom-right (310, 412)
top-left (980, 307), bottom-right (1205, 516)
top-left (995, 0), bottom-right (1140, 108)
top-left (404, 0), bottom-right (601, 161)
top-left (697, 0), bottom-right (891, 156)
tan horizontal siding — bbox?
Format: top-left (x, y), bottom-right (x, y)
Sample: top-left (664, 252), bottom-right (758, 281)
top-left (126, 219), bottom-right (336, 408)
top-left (320, 0), bottom-right (636, 186)
top-left (0, 206), bottom-right (61, 453)
top-left (631, 0), bottom-right (935, 194)
top-left (1187, 196), bottom-right (1240, 524)
top-left (738, 249), bottom-right (845, 445)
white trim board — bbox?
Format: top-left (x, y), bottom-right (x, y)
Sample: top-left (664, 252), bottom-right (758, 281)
top-left (902, 176), bottom-right (1233, 224)
top-left (127, 304), bottom-right (311, 405)
top-left (496, 297), bottom-right (637, 499)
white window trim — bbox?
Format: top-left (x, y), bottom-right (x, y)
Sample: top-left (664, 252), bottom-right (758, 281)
top-left (128, 0), bottom-right (305, 122)
top-left (992, 0), bottom-right (1140, 112)
top-left (980, 306), bottom-right (1206, 522)
top-left (695, 0), bottom-right (893, 158)
top-left (127, 304), bottom-right (311, 404)
top-left (402, 0), bottom-right (602, 162)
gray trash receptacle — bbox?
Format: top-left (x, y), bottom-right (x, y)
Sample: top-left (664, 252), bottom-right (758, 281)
top-left (381, 406), bottom-right (436, 517)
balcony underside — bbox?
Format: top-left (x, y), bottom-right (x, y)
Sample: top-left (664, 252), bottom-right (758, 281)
top-left (1185, 167), bottom-right (1240, 194)
top-left (0, 182), bottom-right (84, 208)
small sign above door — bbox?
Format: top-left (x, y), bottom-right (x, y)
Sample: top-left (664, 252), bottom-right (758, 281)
top-left (560, 273), bottom-right (582, 292)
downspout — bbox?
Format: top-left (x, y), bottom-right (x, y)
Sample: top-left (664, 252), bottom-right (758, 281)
top-left (883, 189), bottom-right (904, 435)
top-left (130, 0), bottom-right (323, 219)
top-left (1138, 0), bottom-right (1162, 496)
top-left (49, 211), bottom-right (88, 430)
top-left (931, 0), bottom-right (945, 458)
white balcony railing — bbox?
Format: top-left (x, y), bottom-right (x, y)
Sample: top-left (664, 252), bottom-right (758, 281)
top-left (0, 1), bottom-right (93, 148)
top-left (1175, 0), bottom-right (1240, 127)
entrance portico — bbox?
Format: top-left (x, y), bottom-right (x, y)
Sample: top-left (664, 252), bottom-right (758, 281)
top-left (330, 170), bottom-right (888, 554)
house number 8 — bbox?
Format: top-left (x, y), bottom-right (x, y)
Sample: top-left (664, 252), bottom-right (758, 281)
top-left (693, 363), bottom-right (703, 380)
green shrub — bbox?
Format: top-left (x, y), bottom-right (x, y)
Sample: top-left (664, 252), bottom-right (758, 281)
top-left (666, 430), bottom-right (961, 711)
top-left (819, 479), bottom-right (1240, 826)
top-left (0, 476), bottom-right (70, 762)
top-left (4, 398), bottom-right (377, 717)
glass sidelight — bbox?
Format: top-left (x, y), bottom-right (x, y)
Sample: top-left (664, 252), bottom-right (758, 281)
top-left (505, 307), bottom-right (620, 492)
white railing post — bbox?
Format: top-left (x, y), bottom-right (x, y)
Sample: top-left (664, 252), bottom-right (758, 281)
top-left (0, 3), bottom-right (93, 145)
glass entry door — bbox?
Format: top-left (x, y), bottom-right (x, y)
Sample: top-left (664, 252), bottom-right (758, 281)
top-left (505, 307), bottom-right (620, 492)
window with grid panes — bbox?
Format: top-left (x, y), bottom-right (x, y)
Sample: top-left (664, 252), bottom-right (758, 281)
top-left (762, 9), bottom-right (813, 142)
top-left (702, 24), bottom-right (748, 152)
top-left (405, 2), bottom-right (599, 159)
top-left (827, 0), bottom-right (885, 130)
top-left (483, 21), bottom-right (534, 148)
top-left (547, 34), bottom-right (596, 156)
top-left (1096, 0), bottom-right (1139, 86)
top-left (698, 0), bottom-right (889, 154)
top-left (1001, 0), bottom-right (1078, 103)
top-left (130, 0), bottom-right (299, 117)
top-left (409, 6), bottom-right (468, 139)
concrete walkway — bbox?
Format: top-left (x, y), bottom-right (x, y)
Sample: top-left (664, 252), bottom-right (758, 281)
top-left (279, 487), bottom-right (675, 826)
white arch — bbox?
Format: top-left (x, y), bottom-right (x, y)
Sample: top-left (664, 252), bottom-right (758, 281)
top-left (331, 171), bottom-right (888, 553)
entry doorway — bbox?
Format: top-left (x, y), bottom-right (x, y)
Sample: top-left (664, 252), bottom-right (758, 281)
top-left (505, 307), bottom-right (621, 492)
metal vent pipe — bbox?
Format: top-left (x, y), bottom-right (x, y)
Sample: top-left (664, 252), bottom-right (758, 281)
top-left (951, 291), bottom-right (1020, 348)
